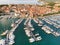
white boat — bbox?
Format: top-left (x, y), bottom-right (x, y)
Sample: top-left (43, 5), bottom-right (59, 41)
top-left (42, 25), bottom-right (52, 34)
top-left (35, 33), bottom-right (39, 36)
top-left (56, 25), bottom-right (60, 28)
top-left (15, 19), bottom-right (20, 24)
top-left (29, 38), bottom-right (35, 43)
top-left (24, 27), bottom-right (28, 30)
top-left (54, 24), bottom-right (58, 28)
top-left (46, 20), bottom-right (52, 25)
top-left (14, 13), bottom-right (19, 17)
top-left (31, 28), bottom-right (34, 31)
top-left (33, 19), bottom-right (38, 23)
top-left (38, 20), bottom-right (43, 24)
top-left (55, 32), bottom-right (60, 36)
top-left (52, 32), bottom-right (60, 36)
top-left (24, 18), bottom-right (29, 25)
top-left (28, 19), bottom-right (33, 27)
top-left (9, 40), bottom-right (15, 45)
top-left (9, 33), bottom-right (15, 40)
top-left (0, 39), bottom-right (5, 45)
top-left (25, 30), bottom-right (31, 37)
top-left (7, 18), bottom-right (23, 45)
top-left (36, 36), bottom-right (42, 41)
top-left (11, 23), bottom-right (16, 27)
top-left (1, 30), bottom-right (8, 36)
top-left (38, 24), bottom-right (42, 26)
top-left (8, 33), bottom-right (15, 45)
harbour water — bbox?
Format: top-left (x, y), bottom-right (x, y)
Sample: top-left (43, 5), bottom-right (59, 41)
top-left (0, 15), bottom-right (60, 45)
top-left (13, 19), bottom-right (60, 45)
top-left (0, 18), bottom-right (18, 39)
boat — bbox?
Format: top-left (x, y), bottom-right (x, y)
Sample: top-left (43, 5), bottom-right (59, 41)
top-left (33, 19), bottom-right (38, 23)
top-left (28, 19), bottom-right (33, 27)
top-left (9, 40), bottom-right (15, 45)
top-left (9, 33), bottom-right (15, 40)
top-left (15, 19), bottom-right (21, 23)
top-left (42, 25), bottom-right (52, 34)
top-left (52, 32), bottom-right (60, 37)
top-left (38, 23), bottom-right (43, 26)
top-left (53, 23), bottom-right (60, 28)
top-left (57, 25), bottom-right (60, 28)
top-left (35, 33), bottom-right (39, 36)
top-left (36, 36), bottom-right (42, 41)
top-left (15, 20), bottom-right (19, 24)
top-left (1, 30), bottom-right (8, 36)
top-left (25, 30), bottom-right (31, 37)
top-left (24, 18), bottom-right (29, 25)
top-left (30, 28), bottom-right (34, 31)
top-left (8, 33), bottom-right (15, 45)
top-left (24, 27), bottom-right (28, 30)
top-left (34, 18), bottom-right (43, 26)
top-left (11, 23), bottom-right (16, 27)
top-left (0, 39), bottom-right (5, 45)
top-left (14, 13), bottom-right (19, 17)
top-left (29, 38), bottom-right (35, 43)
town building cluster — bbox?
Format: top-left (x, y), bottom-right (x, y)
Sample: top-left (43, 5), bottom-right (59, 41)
top-left (0, 3), bottom-right (60, 18)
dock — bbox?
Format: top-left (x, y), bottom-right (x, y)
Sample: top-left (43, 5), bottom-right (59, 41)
top-left (33, 18), bottom-right (43, 26)
top-left (24, 18), bottom-right (42, 43)
top-left (6, 18), bottom-right (24, 45)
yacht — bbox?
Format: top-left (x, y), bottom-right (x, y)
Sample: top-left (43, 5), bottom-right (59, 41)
top-left (29, 38), bottom-right (35, 43)
top-left (36, 36), bottom-right (42, 41)
top-left (1, 30), bottom-right (8, 36)
top-left (28, 19), bottom-right (33, 27)
top-left (25, 30), bottom-right (31, 37)
top-left (9, 40), bottom-right (15, 45)
top-left (30, 28), bottom-right (34, 31)
top-left (24, 27), bottom-right (28, 30)
top-left (52, 32), bottom-right (60, 36)
top-left (42, 25), bottom-right (52, 34)
top-left (0, 39), bottom-right (5, 45)
top-left (15, 19), bottom-right (19, 24)
top-left (36, 18), bottom-right (43, 26)
top-left (38, 23), bottom-right (43, 26)
top-left (55, 25), bottom-right (60, 28)
top-left (8, 33), bottom-right (15, 45)
top-left (35, 33), bottom-right (39, 36)
top-left (33, 18), bottom-right (38, 23)
top-left (24, 18), bottom-right (29, 25)
top-left (11, 23), bottom-right (16, 27)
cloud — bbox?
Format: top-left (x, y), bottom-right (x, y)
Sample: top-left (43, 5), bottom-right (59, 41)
top-left (0, 0), bottom-right (60, 4)
top-left (0, 0), bottom-right (38, 4)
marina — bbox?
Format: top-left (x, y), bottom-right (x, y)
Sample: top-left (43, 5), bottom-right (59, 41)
top-left (0, 15), bottom-right (24, 45)
top-left (24, 18), bottom-right (42, 43)
top-left (6, 18), bottom-right (24, 45)
top-left (0, 0), bottom-right (60, 44)
top-left (13, 16), bottom-right (60, 45)
top-left (0, 14), bottom-right (60, 45)
top-left (33, 18), bottom-right (43, 26)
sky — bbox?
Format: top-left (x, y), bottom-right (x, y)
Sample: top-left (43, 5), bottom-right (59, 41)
top-left (0, 0), bottom-right (60, 4)
top-left (0, 0), bottom-right (38, 4)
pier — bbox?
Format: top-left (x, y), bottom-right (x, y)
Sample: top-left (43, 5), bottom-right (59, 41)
top-left (24, 18), bottom-right (42, 43)
top-left (41, 15), bottom-right (60, 36)
top-left (33, 18), bottom-right (43, 26)
top-left (6, 18), bottom-right (24, 45)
